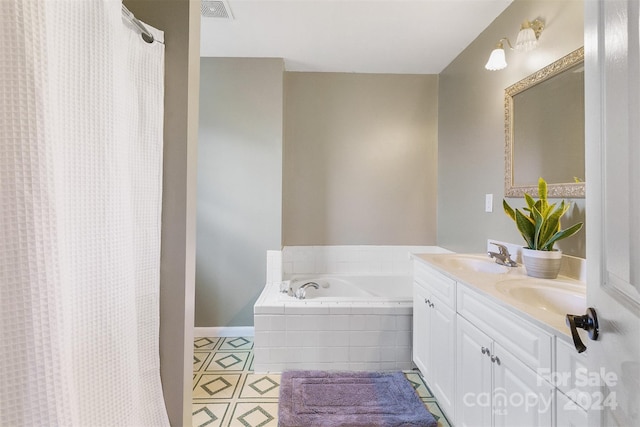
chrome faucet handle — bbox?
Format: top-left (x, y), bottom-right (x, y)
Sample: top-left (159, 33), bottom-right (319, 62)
top-left (488, 253), bottom-right (506, 265)
top-left (279, 281), bottom-right (291, 293)
top-left (488, 242), bottom-right (518, 267)
top-left (489, 242), bottom-right (510, 256)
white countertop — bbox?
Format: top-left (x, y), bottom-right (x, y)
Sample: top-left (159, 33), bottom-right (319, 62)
top-left (411, 252), bottom-right (587, 343)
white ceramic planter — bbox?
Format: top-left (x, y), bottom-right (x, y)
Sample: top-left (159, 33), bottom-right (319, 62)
top-left (522, 248), bottom-right (563, 279)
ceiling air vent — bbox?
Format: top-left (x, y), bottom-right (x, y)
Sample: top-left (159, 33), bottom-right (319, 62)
top-left (201, 0), bottom-right (234, 19)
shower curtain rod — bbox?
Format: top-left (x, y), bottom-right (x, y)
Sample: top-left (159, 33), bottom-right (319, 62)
top-left (121, 5), bottom-right (157, 44)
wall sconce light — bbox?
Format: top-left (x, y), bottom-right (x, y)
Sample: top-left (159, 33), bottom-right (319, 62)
top-left (485, 18), bottom-right (545, 71)
top-left (484, 38), bottom-right (512, 71)
top-left (515, 19), bottom-right (544, 52)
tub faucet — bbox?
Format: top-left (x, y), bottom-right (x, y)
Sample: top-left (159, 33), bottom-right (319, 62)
top-left (488, 242), bottom-right (518, 267)
top-left (295, 282), bottom-right (319, 299)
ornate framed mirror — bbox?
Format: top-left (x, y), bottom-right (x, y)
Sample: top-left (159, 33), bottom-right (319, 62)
top-left (504, 47), bottom-right (585, 198)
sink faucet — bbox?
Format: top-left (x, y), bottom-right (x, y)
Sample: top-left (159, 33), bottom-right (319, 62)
top-left (488, 242), bottom-right (518, 267)
top-left (295, 282), bottom-right (320, 299)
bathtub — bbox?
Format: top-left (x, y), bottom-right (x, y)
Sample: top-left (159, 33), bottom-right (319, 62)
top-left (253, 274), bottom-right (413, 373)
top-left (282, 275), bottom-right (412, 300)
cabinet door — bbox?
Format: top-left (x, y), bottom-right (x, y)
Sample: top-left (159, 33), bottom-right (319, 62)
top-left (456, 316), bottom-right (492, 427)
top-left (430, 294), bottom-right (456, 420)
top-left (412, 283), bottom-right (430, 376)
top-left (557, 391), bottom-right (588, 427)
top-left (493, 342), bottom-right (554, 427)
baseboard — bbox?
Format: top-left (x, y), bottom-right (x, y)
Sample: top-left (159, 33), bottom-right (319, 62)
top-left (194, 326), bottom-right (255, 338)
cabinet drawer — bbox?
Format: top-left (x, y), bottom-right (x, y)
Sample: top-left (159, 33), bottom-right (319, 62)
top-left (413, 261), bottom-right (456, 309)
top-left (457, 285), bottom-right (552, 373)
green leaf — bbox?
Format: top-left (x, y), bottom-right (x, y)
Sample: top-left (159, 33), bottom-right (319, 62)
top-left (538, 205), bottom-right (563, 249)
top-left (542, 202), bottom-right (557, 219)
top-left (542, 222), bottom-right (584, 250)
top-left (515, 209), bottom-right (536, 249)
top-left (533, 199), bottom-right (543, 211)
top-left (524, 193), bottom-right (536, 210)
top-left (538, 177), bottom-right (548, 199)
top-left (538, 177), bottom-right (549, 211)
top-left (503, 200), bottom-right (516, 222)
top-left (530, 205), bottom-right (545, 249)
top-left (558, 200), bottom-right (571, 218)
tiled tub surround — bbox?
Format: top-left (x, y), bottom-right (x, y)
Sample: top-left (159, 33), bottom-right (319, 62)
top-left (281, 245), bottom-right (450, 277)
top-left (254, 245), bottom-right (450, 372)
top-left (254, 280), bottom-right (413, 373)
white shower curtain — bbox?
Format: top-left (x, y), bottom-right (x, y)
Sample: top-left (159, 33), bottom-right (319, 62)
top-left (0, 1), bottom-right (169, 425)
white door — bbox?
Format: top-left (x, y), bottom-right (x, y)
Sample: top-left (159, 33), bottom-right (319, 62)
top-left (585, 1), bottom-right (640, 426)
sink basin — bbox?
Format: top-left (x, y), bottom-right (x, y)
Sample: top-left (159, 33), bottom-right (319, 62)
top-left (439, 255), bottom-right (511, 274)
top-left (495, 280), bottom-right (586, 315)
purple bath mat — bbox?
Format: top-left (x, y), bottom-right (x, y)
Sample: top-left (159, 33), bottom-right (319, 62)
top-left (278, 371), bottom-right (437, 427)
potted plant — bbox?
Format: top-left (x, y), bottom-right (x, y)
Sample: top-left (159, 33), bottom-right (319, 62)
top-left (503, 177), bottom-right (583, 279)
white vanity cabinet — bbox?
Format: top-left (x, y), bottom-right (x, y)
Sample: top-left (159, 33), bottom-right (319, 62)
top-left (455, 296), bottom-right (554, 427)
top-left (412, 254), bottom-right (587, 427)
top-left (412, 261), bottom-right (456, 421)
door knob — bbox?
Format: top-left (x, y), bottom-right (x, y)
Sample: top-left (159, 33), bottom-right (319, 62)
top-left (566, 307), bottom-right (599, 353)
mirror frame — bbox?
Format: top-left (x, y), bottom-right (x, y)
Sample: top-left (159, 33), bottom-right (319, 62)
top-left (504, 46), bottom-right (585, 198)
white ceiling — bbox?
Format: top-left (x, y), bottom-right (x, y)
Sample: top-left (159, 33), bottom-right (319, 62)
top-left (200, 0), bottom-right (513, 74)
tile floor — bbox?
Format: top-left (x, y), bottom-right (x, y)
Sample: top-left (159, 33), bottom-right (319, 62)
top-left (192, 336), bottom-right (452, 427)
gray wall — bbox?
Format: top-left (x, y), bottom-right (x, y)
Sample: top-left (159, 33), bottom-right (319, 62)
top-left (196, 58), bottom-right (283, 327)
top-left (124, 0), bottom-right (199, 425)
top-left (283, 72), bottom-right (439, 245)
top-left (438, 0), bottom-right (586, 257)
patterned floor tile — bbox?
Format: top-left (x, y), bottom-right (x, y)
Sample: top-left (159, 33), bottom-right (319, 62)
top-left (194, 352), bottom-right (212, 371)
top-left (239, 374), bottom-right (280, 399)
top-left (404, 371), bottom-right (435, 399)
top-left (219, 337), bottom-right (254, 351)
top-left (205, 351), bottom-right (250, 372)
top-left (247, 353), bottom-right (254, 372)
top-left (194, 337), bottom-right (220, 350)
top-left (192, 337), bottom-right (446, 427)
top-left (424, 400), bottom-right (453, 427)
top-left (194, 374), bottom-right (242, 400)
top-left (192, 403), bottom-right (229, 427)
top-left (228, 402), bottom-right (278, 427)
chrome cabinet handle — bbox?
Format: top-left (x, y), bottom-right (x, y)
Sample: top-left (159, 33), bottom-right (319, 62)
top-left (481, 346), bottom-right (488, 355)
top-left (491, 355), bottom-right (501, 365)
